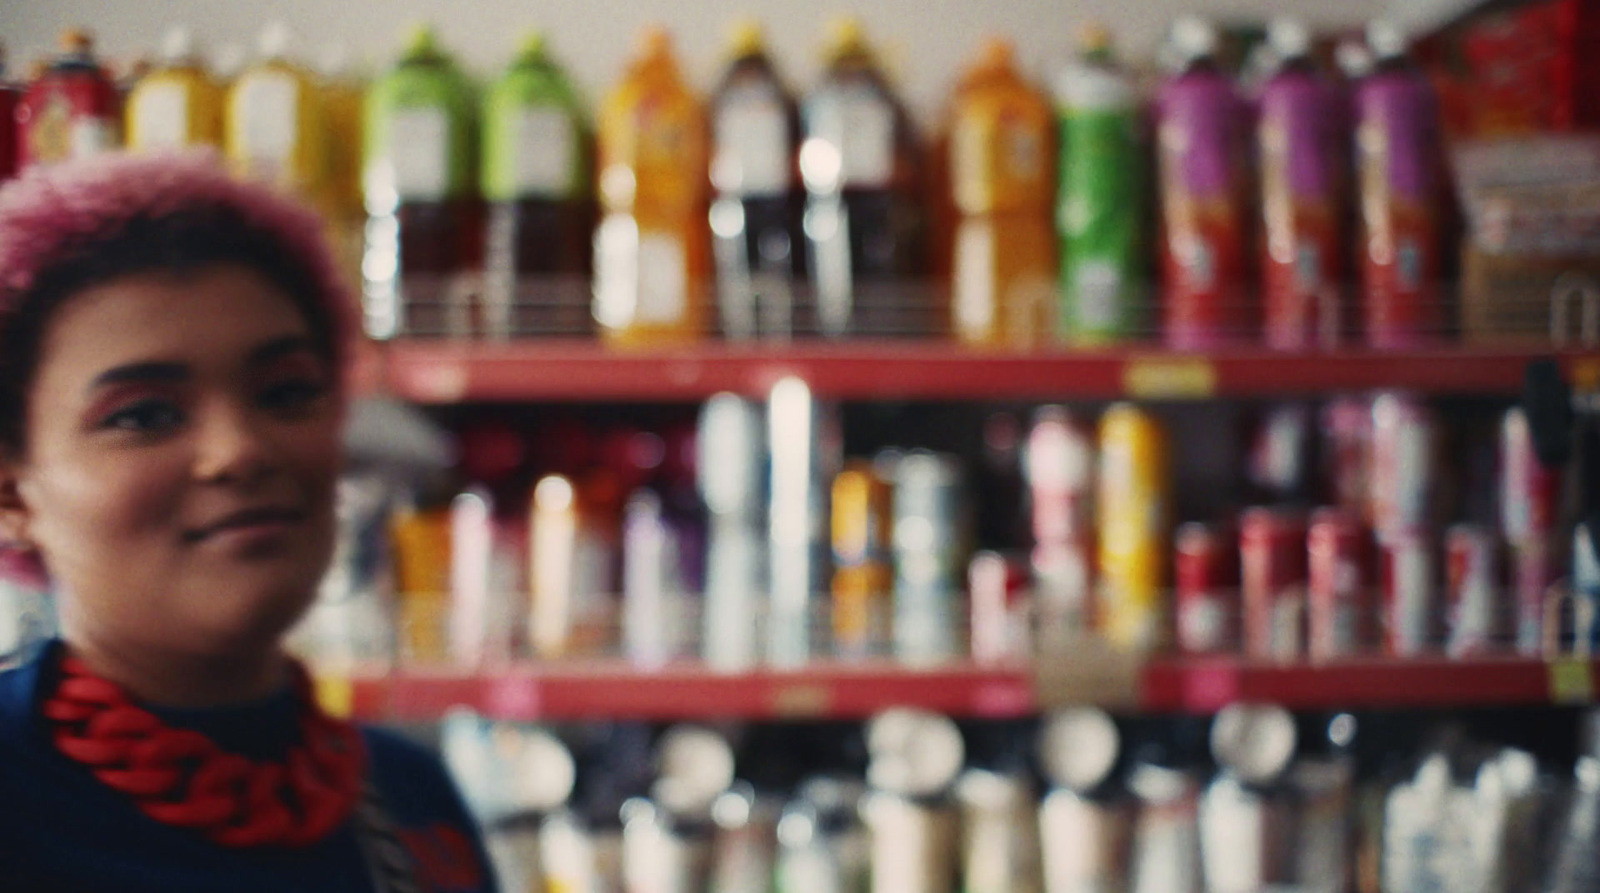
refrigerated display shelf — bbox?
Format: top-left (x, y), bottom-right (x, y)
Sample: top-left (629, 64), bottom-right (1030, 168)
top-left (323, 655), bottom-right (1599, 721)
top-left (373, 340), bottom-right (1600, 403)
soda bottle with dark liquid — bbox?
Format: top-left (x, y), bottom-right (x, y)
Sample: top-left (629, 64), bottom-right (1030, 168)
top-left (362, 26), bottom-right (483, 340)
top-left (709, 21), bottom-right (804, 341)
top-left (481, 32), bottom-right (594, 339)
top-left (801, 18), bottom-right (927, 338)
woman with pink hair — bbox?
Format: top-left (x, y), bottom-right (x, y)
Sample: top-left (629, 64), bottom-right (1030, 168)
top-left (0, 151), bottom-right (497, 892)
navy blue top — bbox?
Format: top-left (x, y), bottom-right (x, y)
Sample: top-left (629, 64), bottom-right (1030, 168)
top-left (0, 642), bottom-right (498, 892)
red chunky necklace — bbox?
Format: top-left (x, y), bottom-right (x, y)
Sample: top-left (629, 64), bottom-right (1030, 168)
top-left (42, 653), bottom-right (367, 848)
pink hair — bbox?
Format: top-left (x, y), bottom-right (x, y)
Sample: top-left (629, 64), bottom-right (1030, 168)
top-left (0, 148), bottom-right (355, 358)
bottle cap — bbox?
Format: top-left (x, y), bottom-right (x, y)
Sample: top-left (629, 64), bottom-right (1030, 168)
top-left (727, 19), bottom-right (765, 59)
top-left (1039, 708), bottom-right (1121, 791)
top-left (59, 28), bottom-right (94, 56)
top-left (637, 25), bottom-right (674, 61)
top-left (514, 31), bottom-right (548, 63)
top-left (1366, 19), bottom-right (1409, 61)
top-left (160, 26), bottom-right (196, 65)
top-left (1267, 18), bottom-right (1312, 61)
top-left (258, 22), bottom-right (291, 60)
top-left (1170, 16), bottom-right (1218, 64)
top-left (824, 16), bottom-right (871, 64)
top-left (1079, 22), bottom-right (1114, 53)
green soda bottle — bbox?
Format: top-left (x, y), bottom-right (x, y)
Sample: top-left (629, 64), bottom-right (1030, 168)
top-left (1055, 24), bottom-right (1145, 346)
top-left (481, 32), bottom-right (594, 338)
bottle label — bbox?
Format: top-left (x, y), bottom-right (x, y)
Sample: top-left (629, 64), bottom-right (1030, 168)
top-left (716, 93), bottom-right (789, 197)
top-left (637, 232), bottom-right (688, 324)
top-left (388, 108), bottom-right (450, 201)
top-left (954, 219), bottom-right (996, 335)
top-left (594, 215), bottom-right (688, 328)
top-left (132, 82), bottom-right (189, 149)
top-left (511, 107), bottom-right (575, 197)
top-left (71, 119), bottom-right (114, 160)
top-left (235, 72), bottom-right (298, 172)
top-left (811, 89), bottom-right (894, 188)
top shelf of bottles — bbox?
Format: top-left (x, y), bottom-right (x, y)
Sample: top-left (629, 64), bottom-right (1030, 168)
top-left (368, 340), bottom-right (1600, 403)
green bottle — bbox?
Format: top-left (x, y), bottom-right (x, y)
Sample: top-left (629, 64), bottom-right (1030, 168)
top-left (362, 25), bottom-right (481, 339)
top-left (481, 32), bottom-right (594, 338)
top-left (1055, 24), bottom-right (1145, 346)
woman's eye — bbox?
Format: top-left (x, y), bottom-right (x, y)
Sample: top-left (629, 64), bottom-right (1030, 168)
top-left (258, 378), bottom-right (329, 412)
top-left (99, 399), bottom-right (186, 434)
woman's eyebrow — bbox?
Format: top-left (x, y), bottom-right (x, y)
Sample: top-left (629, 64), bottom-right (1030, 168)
top-left (247, 335), bottom-right (321, 366)
top-left (89, 361), bottom-right (189, 390)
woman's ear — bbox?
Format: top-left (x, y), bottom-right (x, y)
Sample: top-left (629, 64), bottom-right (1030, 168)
top-left (0, 461), bottom-right (33, 551)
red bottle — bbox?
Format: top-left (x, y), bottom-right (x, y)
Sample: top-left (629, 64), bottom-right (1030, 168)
top-left (16, 29), bottom-right (120, 172)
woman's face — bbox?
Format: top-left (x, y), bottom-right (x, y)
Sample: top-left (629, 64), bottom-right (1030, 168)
top-left (0, 264), bottom-right (343, 659)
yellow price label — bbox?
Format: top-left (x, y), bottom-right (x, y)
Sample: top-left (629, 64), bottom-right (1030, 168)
top-left (314, 675), bottom-right (354, 718)
top-left (1124, 358), bottom-right (1217, 399)
top-left (1572, 357), bottom-right (1600, 395)
top-left (771, 683), bottom-right (833, 717)
top-left (1549, 658), bottom-right (1595, 705)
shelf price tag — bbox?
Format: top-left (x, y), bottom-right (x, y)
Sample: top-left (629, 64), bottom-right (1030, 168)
top-left (314, 675), bottom-right (353, 719)
top-left (771, 683), bottom-right (833, 717)
top-left (1549, 658), bottom-right (1595, 705)
top-left (1123, 357), bottom-right (1217, 399)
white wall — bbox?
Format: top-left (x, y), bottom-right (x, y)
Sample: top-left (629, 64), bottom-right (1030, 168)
top-left (6, 0), bottom-right (1389, 123)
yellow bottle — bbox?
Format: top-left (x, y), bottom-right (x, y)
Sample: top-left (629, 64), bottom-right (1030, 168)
top-left (390, 499), bottom-right (453, 664)
top-left (1096, 403), bottom-right (1170, 652)
top-left (126, 27), bottom-right (223, 151)
top-left (318, 45), bottom-right (367, 298)
top-left (593, 27), bottom-right (710, 348)
top-left (947, 38), bottom-right (1057, 349)
top-left (225, 22), bottom-right (328, 204)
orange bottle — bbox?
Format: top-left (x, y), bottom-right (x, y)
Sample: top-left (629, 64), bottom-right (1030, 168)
top-left (947, 38), bottom-right (1056, 348)
top-left (593, 27), bottom-right (710, 347)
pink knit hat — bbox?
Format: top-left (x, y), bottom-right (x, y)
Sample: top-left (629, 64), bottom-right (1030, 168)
top-left (0, 148), bottom-right (355, 358)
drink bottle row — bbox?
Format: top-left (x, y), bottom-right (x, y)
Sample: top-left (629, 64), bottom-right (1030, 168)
top-left (2, 15), bottom-right (1485, 348)
top-left (219, 382), bottom-right (1580, 674)
top-left (442, 703), bottom-right (1600, 893)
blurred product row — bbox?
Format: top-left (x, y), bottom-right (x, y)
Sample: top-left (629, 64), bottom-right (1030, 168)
top-left (5, 5), bottom-right (1599, 349)
top-left (442, 703), bottom-right (1600, 893)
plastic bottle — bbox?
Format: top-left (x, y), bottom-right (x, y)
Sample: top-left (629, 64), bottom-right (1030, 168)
top-left (481, 32), bottom-right (594, 339)
top-left (1056, 24), bottom-right (1146, 345)
top-left (947, 37), bottom-right (1056, 349)
top-left (0, 46), bottom-right (20, 180)
top-left (225, 23), bottom-right (327, 200)
top-left (593, 27), bottom-right (710, 348)
top-left (125, 27), bottom-right (223, 151)
top-left (1356, 21), bottom-right (1444, 349)
top-left (801, 18), bottom-right (926, 338)
top-left (16, 28), bottom-right (121, 171)
top-left (709, 21), bottom-right (805, 341)
top-left (317, 45), bottom-right (368, 305)
top-left (1156, 17), bottom-right (1253, 350)
top-left (362, 25), bottom-right (483, 340)
top-left (1258, 19), bottom-right (1349, 351)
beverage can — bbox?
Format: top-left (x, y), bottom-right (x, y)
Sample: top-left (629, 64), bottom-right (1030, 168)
top-left (1290, 759), bottom-right (1353, 893)
top-left (958, 770), bottom-right (1042, 893)
top-left (1241, 507), bottom-right (1309, 661)
top-left (1381, 527), bottom-right (1437, 656)
top-left (1031, 538), bottom-right (1095, 635)
top-left (1369, 392), bottom-right (1434, 539)
top-left (1320, 396), bottom-right (1372, 515)
top-left (1128, 762), bottom-right (1203, 893)
top-left (968, 551), bottom-right (1032, 665)
top-left (1500, 407), bottom-right (1561, 547)
top-left (1026, 406), bottom-right (1096, 545)
top-left (1198, 774), bottom-right (1295, 893)
top-left (893, 452), bottom-right (966, 664)
top-left (832, 462), bottom-right (893, 659)
top-left (1246, 403), bottom-right (1314, 503)
top-left (767, 377), bottom-right (841, 668)
top-left (1038, 789), bottom-right (1131, 893)
top-left (1445, 523), bottom-right (1505, 656)
top-left (1511, 540), bottom-right (1557, 656)
top-left (862, 792), bottom-right (959, 893)
top-left (1175, 521), bottom-right (1240, 655)
top-left (1097, 405), bottom-right (1171, 652)
top-left (1307, 508), bottom-right (1373, 660)
top-left (622, 489), bottom-right (695, 669)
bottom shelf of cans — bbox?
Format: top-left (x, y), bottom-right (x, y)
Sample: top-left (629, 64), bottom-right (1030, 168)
top-left (448, 702), bottom-right (1600, 893)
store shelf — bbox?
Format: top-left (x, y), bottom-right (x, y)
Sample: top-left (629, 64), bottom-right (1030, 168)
top-left (376, 340), bottom-right (1600, 403)
top-left (338, 660), bottom-right (1038, 722)
top-left (326, 654), bottom-right (1599, 721)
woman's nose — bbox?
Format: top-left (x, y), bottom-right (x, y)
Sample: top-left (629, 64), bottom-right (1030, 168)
top-left (191, 401), bottom-right (275, 485)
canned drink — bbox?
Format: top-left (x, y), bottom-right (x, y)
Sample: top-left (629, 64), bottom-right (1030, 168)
top-left (1128, 764), bottom-right (1203, 893)
top-left (699, 393), bottom-right (766, 522)
top-left (1500, 407), bottom-right (1561, 546)
top-left (968, 552), bottom-right (1032, 666)
top-left (1307, 509), bottom-right (1372, 661)
top-left (957, 771), bottom-right (1042, 893)
top-left (1032, 538), bottom-right (1094, 634)
top-left (1026, 406), bottom-right (1097, 545)
top-left (1320, 396), bottom-right (1372, 515)
top-left (767, 377), bottom-right (841, 668)
top-left (1445, 524), bottom-right (1505, 657)
top-left (1097, 404), bottom-right (1171, 652)
top-left (1511, 540), bottom-right (1557, 656)
top-left (623, 489), bottom-right (695, 669)
top-left (1175, 522), bottom-right (1240, 655)
top-left (1290, 759), bottom-right (1353, 893)
top-left (1381, 528), bottom-right (1437, 656)
top-left (1039, 790), bottom-right (1132, 893)
top-left (1247, 403), bottom-right (1314, 503)
top-left (833, 462), bottom-right (894, 660)
top-left (1369, 392), bottom-right (1435, 539)
top-left (893, 453), bottom-right (967, 665)
top-left (863, 792), bottom-right (960, 893)
top-left (1241, 507), bottom-right (1309, 661)
top-left (704, 523), bottom-right (765, 673)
